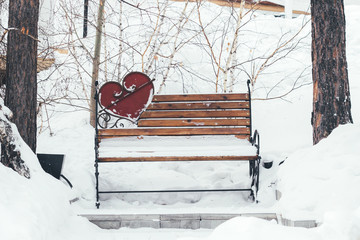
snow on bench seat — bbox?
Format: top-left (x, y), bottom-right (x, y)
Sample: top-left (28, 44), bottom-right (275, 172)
top-left (98, 135), bottom-right (258, 162)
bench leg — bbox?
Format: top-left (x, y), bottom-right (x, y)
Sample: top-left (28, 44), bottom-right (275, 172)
top-left (95, 162), bottom-right (100, 208)
top-left (249, 158), bottom-right (261, 202)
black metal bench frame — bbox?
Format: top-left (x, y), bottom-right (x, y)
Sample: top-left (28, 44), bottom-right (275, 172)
top-left (94, 80), bottom-right (260, 209)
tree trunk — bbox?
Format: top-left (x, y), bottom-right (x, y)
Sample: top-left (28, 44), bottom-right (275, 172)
top-left (90, 0), bottom-right (106, 127)
top-left (0, 100), bottom-right (30, 179)
top-left (311, 0), bottom-right (352, 145)
top-left (5, 0), bottom-right (39, 152)
top-left (83, 0), bottom-right (89, 38)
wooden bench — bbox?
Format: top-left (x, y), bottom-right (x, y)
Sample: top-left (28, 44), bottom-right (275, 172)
top-left (94, 80), bottom-right (260, 208)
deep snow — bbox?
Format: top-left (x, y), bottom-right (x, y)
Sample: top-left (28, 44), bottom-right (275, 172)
top-left (1, 1), bottom-right (360, 240)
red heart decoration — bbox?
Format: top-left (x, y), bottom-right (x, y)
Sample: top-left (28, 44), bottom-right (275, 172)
top-left (99, 72), bottom-right (154, 120)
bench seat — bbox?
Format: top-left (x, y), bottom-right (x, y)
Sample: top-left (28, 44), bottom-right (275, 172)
top-left (98, 135), bottom-right (258, 161)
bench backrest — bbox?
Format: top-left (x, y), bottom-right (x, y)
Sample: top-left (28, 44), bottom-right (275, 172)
top-left (97, 93), bottom-right (252, 140)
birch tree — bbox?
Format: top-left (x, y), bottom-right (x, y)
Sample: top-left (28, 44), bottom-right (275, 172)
top-left (225, 0), bottom-right (245, 93)
top-left (90, 0), bottom-right (106, 127)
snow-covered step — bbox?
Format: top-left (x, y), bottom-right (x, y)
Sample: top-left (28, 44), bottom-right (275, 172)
top-left (80, 213), bottom-right (277, 229)
top-left (80, 213), bottom-right (318, 229)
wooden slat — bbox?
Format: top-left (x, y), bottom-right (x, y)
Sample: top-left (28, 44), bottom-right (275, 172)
top-left (97, 134), bottom-right (250, 142)
top-left (98, 127), bottom-right (250, 138)
top-left (140, 110), bottom-right (250, 119)
top-left (138, 119), bottom-right (250, 127)
top-left (152, 94), bottom-right (249, 102)
top-left (99, 155), bottom-right (259, 162)
top-left (235, 135), bottom-right (251, 140)
top-left (147, 102), bottom-right (250, 110)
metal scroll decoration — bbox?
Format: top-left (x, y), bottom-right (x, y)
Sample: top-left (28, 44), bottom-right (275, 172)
top-left (97, 72), bottom-right (154, 129)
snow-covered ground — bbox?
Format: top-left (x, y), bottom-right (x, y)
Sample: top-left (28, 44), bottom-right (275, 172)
top-left (1, 1), bottom-right (360, 240)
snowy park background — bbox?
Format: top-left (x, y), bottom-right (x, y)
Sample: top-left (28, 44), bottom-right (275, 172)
top-left (1, 0), bottom-right (360, 239)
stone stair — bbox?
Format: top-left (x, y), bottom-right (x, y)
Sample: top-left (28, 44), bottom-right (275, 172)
top-left (79, 212), bottom-right (317, 229)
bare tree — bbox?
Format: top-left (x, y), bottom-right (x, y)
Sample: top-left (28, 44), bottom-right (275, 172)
top-left (311, 0), bottom-right (353, 145)
top-left (225, 0), bottom-right (245, 93)
top-left (196, 1), bottom-right (310, 94)
top-left (90, 0), bottom-right (106, 127)
top-left (32, 0), bottom-right (312, 132)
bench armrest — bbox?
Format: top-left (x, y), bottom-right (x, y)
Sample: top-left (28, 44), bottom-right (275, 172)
top-left (250, 130), bottom-right (260, 155)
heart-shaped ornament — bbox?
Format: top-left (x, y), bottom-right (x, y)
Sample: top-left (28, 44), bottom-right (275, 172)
top-left (99, 72), bottom-right (154, 120)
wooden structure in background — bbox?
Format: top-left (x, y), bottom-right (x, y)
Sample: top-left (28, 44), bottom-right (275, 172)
top-left (0, 56), bottom-right (55, 85)
top-left (172, 0), bottom-right (310, 15)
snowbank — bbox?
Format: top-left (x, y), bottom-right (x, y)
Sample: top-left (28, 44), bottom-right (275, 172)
top-left (186, 217), bottom-right (320, 240)
top-left (0, 113), bottom-right (97, 240)
top-left (277, 124), bottom-right (360, 221)
top-left (183, 214), bottom-right (360, 240)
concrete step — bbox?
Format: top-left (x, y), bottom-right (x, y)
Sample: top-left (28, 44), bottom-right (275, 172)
top-left (80, 213), bottom-right (277, 229)
top-left (79, 212), bottom-right (318, 229)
